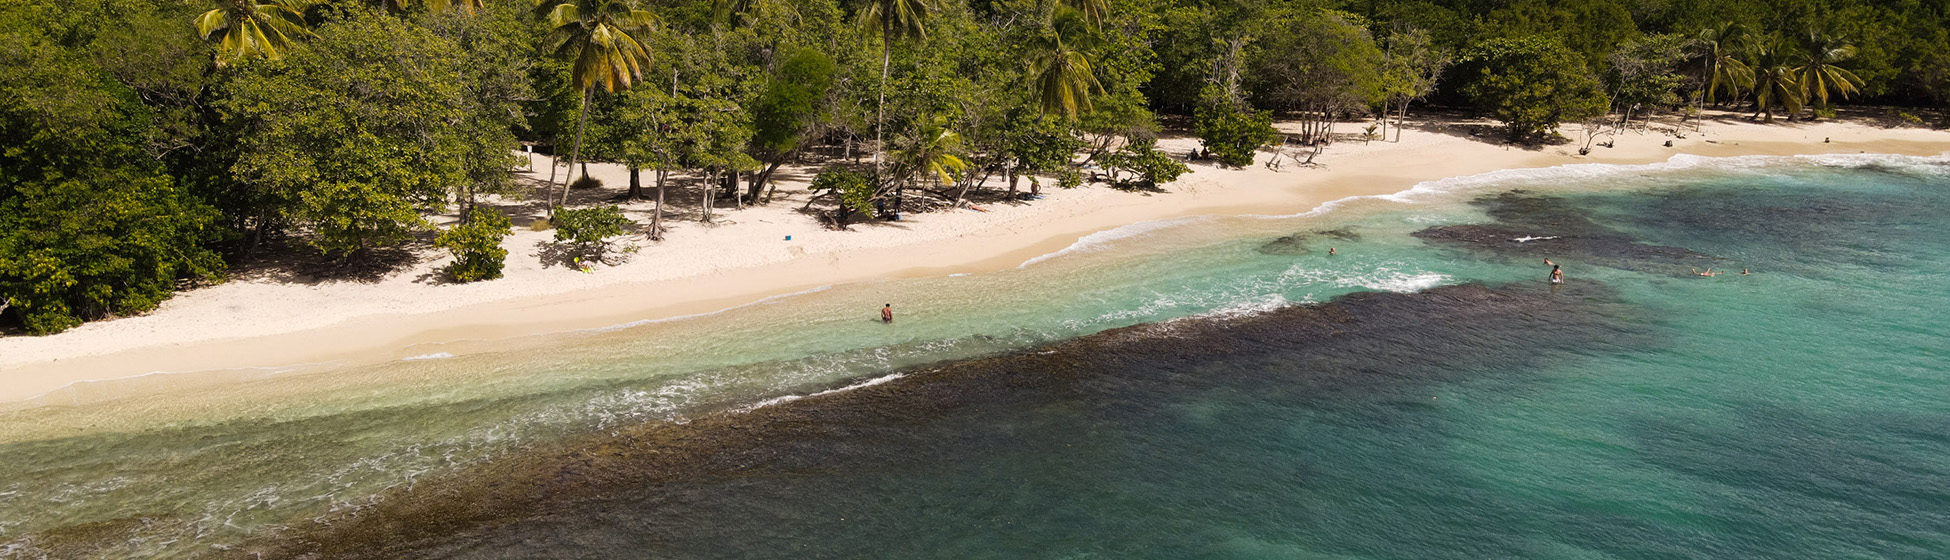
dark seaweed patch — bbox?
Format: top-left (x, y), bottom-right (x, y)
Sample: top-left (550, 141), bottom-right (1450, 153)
top-left (242, 281), bottom-right (1654, 559)
top-left (1413, 192), bottom-right (1718, 275)
top-left (1256, 227), bottom-right (1362, 256)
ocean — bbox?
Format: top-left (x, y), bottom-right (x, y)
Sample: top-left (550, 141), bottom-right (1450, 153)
top-left (2, 154), bottom-right (1946, 558)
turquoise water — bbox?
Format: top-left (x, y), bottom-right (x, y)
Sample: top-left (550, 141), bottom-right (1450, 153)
top-left (2, 154), bottom-right (1947, 558)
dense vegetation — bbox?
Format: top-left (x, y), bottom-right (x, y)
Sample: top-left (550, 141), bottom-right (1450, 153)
top-left (4, 0), bottom-right (1948, 332)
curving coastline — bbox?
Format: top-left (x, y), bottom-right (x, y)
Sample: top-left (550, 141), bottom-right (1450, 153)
top-left (0, 116), bottom-right (1945, 404)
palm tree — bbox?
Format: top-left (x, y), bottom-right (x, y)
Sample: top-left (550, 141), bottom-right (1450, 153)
top-left (194, 0), bottom-right (313, 66)
top-left (857, 0), bottom-right (935, 181)
top-left (1748, 37), bottom-right (1802, 123)
top-left (1060, 0), bottom-right (1106, 28)
top-left (889, 119), bottom-right (969, 210)
top-left (1696, 22), bottom-right (1753, 106)
top-left (536, 0), bottom-right (656, 214)
top-left (1028, 7), bottom-right (1102, 118)
top-left (1794, 30), bottom-right (1865, 119)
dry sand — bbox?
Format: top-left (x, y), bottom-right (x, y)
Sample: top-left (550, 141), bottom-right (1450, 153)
top-left (2, 113), bottom-right (1945, 403)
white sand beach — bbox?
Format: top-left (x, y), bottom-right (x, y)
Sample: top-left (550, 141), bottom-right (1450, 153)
top-left (2, 113), bottom-right (1945, 403)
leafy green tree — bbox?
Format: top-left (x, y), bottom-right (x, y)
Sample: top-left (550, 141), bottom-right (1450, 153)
top-left (1749, 36), bottom-right (1803, 122)
top-left (536, 0), bottom-right (656, 213)
top-left (0, 33), bottom-right (223, 333)
top-left (1795, 30), bottom-right (1865, 118)
top-left (1378, 26), bottom-right (1450, 142)
top-left (550, 205), bottom-right (634, 262)
top-left (887, 117), bottom-right (968, 211)
top-left (223, 11), bottom-right (469, 257)
top-left (435, 208), bottom-right (512, 282)
top-left (195, 0), bottom-right (313, 66)
top-left (1099, 138), bottom-right (1188, 190)
top-left (747, 47), bottom-right (837, 200)
top-left (1194, 86), bottom-right (1276, 167)
top-left (1458, 36), bottom-right (1607, 141)
top-left (1245, 9), bottom-right (1383, 144)
top-left (807, 165), bottom-right (875, 228)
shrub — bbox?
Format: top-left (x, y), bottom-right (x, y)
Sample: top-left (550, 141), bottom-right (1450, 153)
top-left (570, 175), bottom-right (603, 190)
top-left (1194, 103), bottom-right (1278, 167)
top-left (808, 166), bottom-right (876, 227)
top-left (434, 208), bottom-right (512, 282)
top-left (1100, 139), bottom-right (1191, 190)
top-left (551, 205), bottom-right (633, 261)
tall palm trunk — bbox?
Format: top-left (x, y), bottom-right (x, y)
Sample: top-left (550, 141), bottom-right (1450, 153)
top-left (651, 168), bottom-right (666, 240)
top-left (876, 47), bottom-right (890, 213)
top-left (560, 88), bottom-right (593, 213)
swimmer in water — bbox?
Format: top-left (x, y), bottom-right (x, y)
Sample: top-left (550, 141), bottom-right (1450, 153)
top-left (1741, 268), bottom-right (1750, 275)
top-left (881, 303), bottom-right (893, 323)
top-left (1544, 258), bottom-right (1555, 266)
top-left (1550, 264), bottom-right (1563, 284)
top-left (1693, 267), bottom-right (1718, 277)
top-left (1328, 247), bottom-right (1337, 255)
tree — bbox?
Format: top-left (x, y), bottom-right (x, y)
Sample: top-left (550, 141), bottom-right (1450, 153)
top-left (1028, 7), bottom-right (1102, 119)
top-left (550, 205), bottom-right (634, 263)
top-left (1099, 138), bottom-right (1188, 190)
top-left (806, 165), bottom-right (875, 228)
top-left (1245, 10), bottom-right (1383, 145)
top-left (0, 33), bottom-right (223, 333)
top-left (223, 11), bottom-right (470, 257)
top-left (1458, 36), bottom-right (1607, 142)
top-left (856, 0), bottom-right (935, 176)
top-left (747, 47), bottom-right (837, 201)
top-left (1378, 26), bottom-right (1450, 142)
top-left (1795, 30), bottom-right (1865, 118)
top-left (1194, 86), bottom-right (1276, 167)
top-left (435, 208), bottom-right (512, 282)
top-left (536, 0), bottom-right (656, 215)
top-left (194, 0), bottom-right (313, 66)
top-left (887, 117), bottom-right (968, 211)
top-left (1696, 22), bottom-right (1754, 106)
top-left (1748, 36), bottom-right (1803, 122)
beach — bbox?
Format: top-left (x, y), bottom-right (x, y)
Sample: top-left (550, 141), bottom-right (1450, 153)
top-left (1, 113), bottom-right (1945, 404)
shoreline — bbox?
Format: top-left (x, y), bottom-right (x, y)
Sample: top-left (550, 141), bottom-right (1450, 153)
top-left (3, 115), bottom-right (1946, 404)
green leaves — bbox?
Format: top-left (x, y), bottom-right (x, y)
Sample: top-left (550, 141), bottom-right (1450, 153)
top-left (1099, 138), bottom-right (1188, 190)
top-left (195, 0), bottom-right (314, 66)
top-left (1193, 87), bottom-right (1276, 167)
top-left (550, 205), bottom-right (634, 261)
top-left (538, 0), bottom-right (657, 93)
top-left (435, 208), bottom-right (512, 282)
top-left (1458, 36), bottom-right (1606, 141)
top-left (223, 11), bottom-right (469, 256)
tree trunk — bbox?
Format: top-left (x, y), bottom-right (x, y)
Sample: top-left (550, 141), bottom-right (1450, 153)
top-left (702, 168), bottom-right (716, 223)
top-left (1008, 167), bottom-right (1019, 194)
top-left (875, 48), bottom-right (890, 177)
top-left (545, 151), bottom-right (561, 209)
top-left (628, 167), bottom-right (644, 200)
top-left (751, 159), bottom-right (785, 202)
top-left (651, 168), bottom-right (667, 240)
top-left (561, 89), bottom-right (593, 214)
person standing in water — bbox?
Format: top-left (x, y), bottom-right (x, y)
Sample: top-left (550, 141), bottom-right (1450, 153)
top-left (1328, 247), bottom-right (1337, 255)
top-left (1550, 264), bottom-right (1563, 284)
top-left (881, 304), bottom-right (893, 323)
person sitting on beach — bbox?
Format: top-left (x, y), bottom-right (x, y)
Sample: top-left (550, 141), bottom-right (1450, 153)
top-left (1550, 265), bottom-right (1563, 284)
top-left (881, 304), bottom-right (893, 323)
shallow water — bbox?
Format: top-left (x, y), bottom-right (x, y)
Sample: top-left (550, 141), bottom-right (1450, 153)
top-left (3, 154), bottom-right (1948, 558)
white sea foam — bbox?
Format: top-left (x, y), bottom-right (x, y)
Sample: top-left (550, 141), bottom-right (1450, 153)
top-left (401, 352), bottom-right (455, 361)
top-left (742, 372), bottom-right (909, 412)
top-left (1017, 216), bottom-right (1213, 269)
